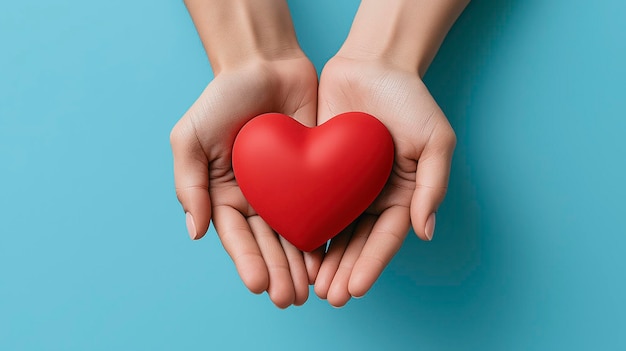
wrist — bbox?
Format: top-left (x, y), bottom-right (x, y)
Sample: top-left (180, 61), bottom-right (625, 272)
top-left (337, 0), bottom-right (420, 75)
top-left (338, 0), bottom-right (469, 77)
top-left (185, 0), bottom-right (303, 75)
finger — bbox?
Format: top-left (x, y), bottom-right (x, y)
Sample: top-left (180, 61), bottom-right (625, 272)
top-left (248, 216), bottom-right (295, 309)
top-left (279, 236), bottom-right (310, 306)
top-left (326, 218), bottom-right (376, 307)
top-left (170, 119), bottom-right (211, 240)
top-left (313, 224), bottom-right (354, 300)
top-left (410, 124), bottom-right (456, 241)
top-left (304, 246), bottom-right (325, 285)
top-left (348, 206), bottom-right (411, 298)
top-left (213, 205), bottom-right (268, 294)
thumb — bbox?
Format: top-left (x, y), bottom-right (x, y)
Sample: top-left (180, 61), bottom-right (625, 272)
top-left (410, 125), bottom-right (456, 241)
top-left (170, 119), bottom-right (211, 240)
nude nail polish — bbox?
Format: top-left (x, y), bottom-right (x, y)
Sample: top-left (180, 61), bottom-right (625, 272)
top-left (425, 213), bottom-right (436, 241)
top-left (186, 212), bottom-right (197, 240)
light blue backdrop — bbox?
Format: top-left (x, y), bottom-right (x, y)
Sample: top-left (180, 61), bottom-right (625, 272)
top-left (1, 0), bottom-right (625, 350)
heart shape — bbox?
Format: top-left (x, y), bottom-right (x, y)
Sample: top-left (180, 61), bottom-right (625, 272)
top-left (232, 112), bottom-right (394, 252)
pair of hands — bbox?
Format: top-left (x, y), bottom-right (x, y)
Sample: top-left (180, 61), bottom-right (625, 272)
top-left (170, 51), bottom-right (456, 308)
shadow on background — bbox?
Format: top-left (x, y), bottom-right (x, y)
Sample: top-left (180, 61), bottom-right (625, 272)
top-left (350, 0), bottom-right (523, 347)
top-left (290, 0), bottom-right (524, 347)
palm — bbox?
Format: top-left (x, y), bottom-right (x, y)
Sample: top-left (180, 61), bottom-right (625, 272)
top-left (194, 61), bottom-right (316, 215)
top-left (171, 57), bottom-right (321, 307)
top-left (314, 56), bottom-right (456, 306)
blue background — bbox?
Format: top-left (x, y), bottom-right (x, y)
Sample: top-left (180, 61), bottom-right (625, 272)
top-left (1, 0), bottom-right (625, 350)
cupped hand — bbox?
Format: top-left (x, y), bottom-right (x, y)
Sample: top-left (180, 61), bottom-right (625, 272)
top-left (170, 55), bottom-right (323, 308)
top-left (314, 56), bottom-right (457, 307)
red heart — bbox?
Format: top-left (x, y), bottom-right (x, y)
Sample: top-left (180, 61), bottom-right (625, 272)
top-left (232, 112), bottom-right (394, 252)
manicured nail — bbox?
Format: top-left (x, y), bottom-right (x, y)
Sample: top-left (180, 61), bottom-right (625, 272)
top-left (425, 212), bottom-right (436, 241)
top-left (186, 212), bottom-right (198, 240)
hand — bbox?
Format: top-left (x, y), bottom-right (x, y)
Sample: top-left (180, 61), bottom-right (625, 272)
top-left (170, 55), bottom-right (323, 308)
top-left (313, 56), bottom-right (456, 307)
top-left (311, 0), bottom-right (468, 308)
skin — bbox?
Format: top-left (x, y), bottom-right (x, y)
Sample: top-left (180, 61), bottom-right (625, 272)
top-left (314, 0), bottom-right (470, 307)
top-left (171, 0), bottom-right (470, 308)
top-left (170, 0), bottom-right (323, 308)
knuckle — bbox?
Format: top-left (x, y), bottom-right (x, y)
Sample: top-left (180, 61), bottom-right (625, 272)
top-left (174, 185), bottom-right (208, 203)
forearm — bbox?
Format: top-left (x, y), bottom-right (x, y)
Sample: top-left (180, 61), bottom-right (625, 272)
top-left (339, 0), bottom-right (470, 77)
top-left (184, 0), bottom-right (302, 74)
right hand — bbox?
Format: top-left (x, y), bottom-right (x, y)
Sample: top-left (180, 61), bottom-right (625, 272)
top-left (170, 54), bottom-right (323, 308)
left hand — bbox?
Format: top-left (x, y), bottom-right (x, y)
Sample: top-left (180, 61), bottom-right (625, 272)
top-left (313, 55), bottom-right (457, 307)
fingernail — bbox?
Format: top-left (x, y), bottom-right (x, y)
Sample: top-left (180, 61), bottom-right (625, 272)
top-left (186, 212), bottom-right (198, 240)
top-left (425, 213), bottom-right (436, 241)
